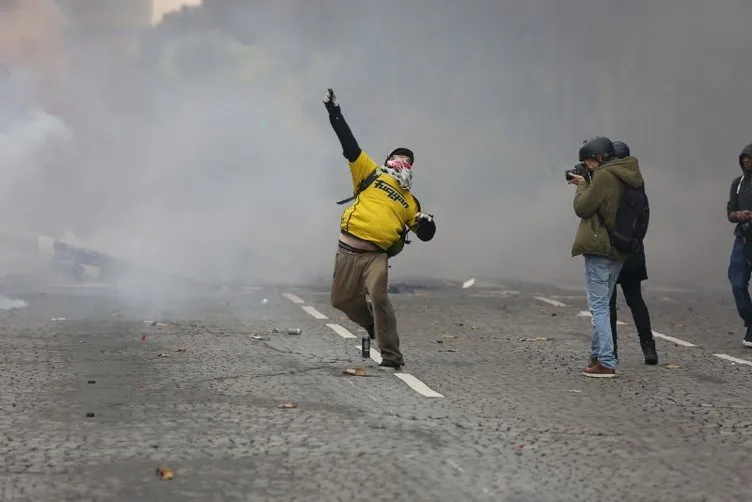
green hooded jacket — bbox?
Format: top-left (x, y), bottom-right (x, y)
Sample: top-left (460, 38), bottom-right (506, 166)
top-left (571, 156), bottom-right (645, 260)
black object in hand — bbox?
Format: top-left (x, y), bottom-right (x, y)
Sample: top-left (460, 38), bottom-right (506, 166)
top-left (565, 162), bottom-right (588, 181)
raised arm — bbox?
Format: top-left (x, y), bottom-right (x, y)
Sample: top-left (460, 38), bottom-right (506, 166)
top-left (323, 88), bottom-right (361, 162)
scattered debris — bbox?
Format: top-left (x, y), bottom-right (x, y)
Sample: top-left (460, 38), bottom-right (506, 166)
top-left (514, 444), bottom-right (524, 455)
top-left (174, 348), bottom-right (186, 353)
top-left (568, 389), bottom-right (582, 393)
top-left (272, 328), bottom-right (279, 333)
top-left (519, 337), bottom-right (551, 342)
top-left (278, 402), bottom-right (297, 409)
top-left (86, 412), bottom-right (95, 418)
top-left (342, 368), bottom-right (367, 377)
top-left (462, 278), bottom-right (476, 289)
top-left (250, 335), bottom-right (265, 340)
top-left (436, 340), bottom-right (444, 344)
top-left (443, 335), bottom-right (458, 340)
top-left (156, 467), bottom-right (175, 480)
top-left (51, 317), bottom-right (66, 321)
top-left (663, 363), bottom-right (682, 369)
top-left (262, 298), bottom-right (268, 304)
top-left (673, 323), bottom-right (686, 329)
top-left (440, 349), bottom-right (457, 353)
top-left (140, 335), bottom-right (147, 341)
top-left (87, 380), bottom-right (96, 384)
top-left (287, 328), bottom-right (302, 335)
top-left (157, 353), bottom-right (169, 358)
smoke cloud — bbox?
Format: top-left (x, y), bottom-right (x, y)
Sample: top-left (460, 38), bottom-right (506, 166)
top-left (1, 0), bottom-right (750, 294)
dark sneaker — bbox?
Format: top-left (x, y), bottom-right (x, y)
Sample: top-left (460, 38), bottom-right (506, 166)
top-left (587, 356), bottom-right (598, 369)
top-left (378, 360), bottom-right (403, 371)
top-left (744, 327), bottom-right (752, 348)
top-left (582, 362), bottom-right (616, 378)
top-left (642, 340), bottom-right (658, 365)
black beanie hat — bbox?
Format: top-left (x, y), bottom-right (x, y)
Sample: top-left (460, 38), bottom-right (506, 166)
top-left (385, 147), bottom-right (414, 165)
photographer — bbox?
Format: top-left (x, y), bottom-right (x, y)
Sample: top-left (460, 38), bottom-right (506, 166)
top-left (727, 143), bottom-right (752, 347)
top-left (608, 141), bottom-right (658, 365)
top-left (568, 136), bottom-right (645, 378)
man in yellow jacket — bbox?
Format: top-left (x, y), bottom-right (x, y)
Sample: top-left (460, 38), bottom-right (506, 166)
top-left (323, 88), bottom-right (436, 371)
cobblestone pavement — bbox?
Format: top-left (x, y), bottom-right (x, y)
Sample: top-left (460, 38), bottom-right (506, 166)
top-left (0, 279), bottom-right (750, 501)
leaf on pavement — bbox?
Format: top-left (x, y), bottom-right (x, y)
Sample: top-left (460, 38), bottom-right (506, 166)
top-left (342, 368), bottom-right (367, 377)
top-left (278, 402), bottom-right (297, 409)
top-left (156, 467), bottom-right (174, 480)
top-left (663, 363), bottom-right (682, 369)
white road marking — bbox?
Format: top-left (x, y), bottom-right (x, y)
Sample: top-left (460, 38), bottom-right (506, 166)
top-left (326, 323), bottom-right (356, 339)
top-left (714, 353), bottom-right (752, 366)
top-left (447, 459), bottom-right (464, 473)
top-left (534, 296), bottom-right (567, 307)
top-left (395, 373), bottom-right (445, 398)
top-left (577, 310), bottom-right (627, 325)
top-left (301, 305), bottom-right (328, 319)
top-left (652, 331), bottom-right (697, 347)
top-left (354, 344), bottom-right (383, 364)
top-left (282, 293), bottom-right (305, 304)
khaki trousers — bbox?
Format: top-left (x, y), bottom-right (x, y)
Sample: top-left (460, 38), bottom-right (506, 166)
top-left (330, 250), bottom-right (403, 365)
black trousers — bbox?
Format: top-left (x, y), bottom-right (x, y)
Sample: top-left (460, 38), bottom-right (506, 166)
top-left (609, 280), bottom-right (655, 355)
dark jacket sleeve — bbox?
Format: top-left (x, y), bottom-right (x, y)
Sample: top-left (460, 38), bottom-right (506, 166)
top-left (728, 176), bottom-right (741, 222)
top-left (328, 106), bottom-right (362, 163)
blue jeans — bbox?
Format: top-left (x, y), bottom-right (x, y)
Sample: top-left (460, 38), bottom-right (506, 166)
top-left (728, 236), bottom-right (752, 327)
top-left (584, 255), bottom-right (624, 369)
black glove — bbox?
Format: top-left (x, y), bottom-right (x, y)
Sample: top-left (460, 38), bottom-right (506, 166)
top-left (323, 88), bottom-right (339, 114)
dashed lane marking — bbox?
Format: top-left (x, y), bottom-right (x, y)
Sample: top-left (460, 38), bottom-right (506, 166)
top-left (533, 296), bottom-right (568, 307)
top-left (577, 310), bottom-right (627, 325)
top-left (282, 293), bottom-right (305, 304)
top-left (651, 331), bottom-right (697, 348)
top-left (326, 323), bottom-right (356, 339)
top-left (395, 373), bottom-right (445, 398)
top-left (714, 353), bottom-right (752, 366)
top-left (301, 305), bottom-right (328, 320)
top-left (351, 346), bottom-right (444, 398)
top-left (354, 344), bottom-right (383, 364)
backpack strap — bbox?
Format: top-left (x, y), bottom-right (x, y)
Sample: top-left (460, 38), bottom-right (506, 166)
top-left (336, 169), bottom-right (380, 205)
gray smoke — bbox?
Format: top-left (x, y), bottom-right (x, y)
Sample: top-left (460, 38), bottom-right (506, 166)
top-left (1, 0), bottom-right (750, 293)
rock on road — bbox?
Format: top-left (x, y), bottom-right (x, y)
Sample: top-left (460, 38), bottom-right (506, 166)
top-left (0, 280), bottom-right (750, 501)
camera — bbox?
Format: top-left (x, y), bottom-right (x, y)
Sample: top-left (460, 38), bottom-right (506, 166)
top-left (565, 162), bottom-right (588, 181)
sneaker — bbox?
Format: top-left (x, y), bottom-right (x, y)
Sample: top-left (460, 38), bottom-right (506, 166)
top-left (587, 356), bottom-right (598, 369)
top-left (378, 360), bottom-right (403, 371)
top-left (642, 340), bottom-right (659, 365)
top-left (744, 327), bottom-right (752, 348)
top-left (582, 362), bottom-right (616, 378)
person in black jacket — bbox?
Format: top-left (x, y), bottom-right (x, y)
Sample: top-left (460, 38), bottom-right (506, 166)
top-left (727, 143), bottom-right (752, 347)
top-left (608, 141), bottom-right (658, 365)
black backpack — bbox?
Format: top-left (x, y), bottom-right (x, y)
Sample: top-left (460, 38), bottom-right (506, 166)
top-left (598, 182), bottom-right (650, 254)
top-left (336, 169), bottom-right (412, 257)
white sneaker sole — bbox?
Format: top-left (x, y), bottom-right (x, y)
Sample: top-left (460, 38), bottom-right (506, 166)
top-left (582, 371), bottom-right (616, 378)
top-left (743, 340), bottom-right (752, 347)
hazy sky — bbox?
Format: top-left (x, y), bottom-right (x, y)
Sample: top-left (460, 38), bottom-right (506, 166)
top-left (1, 0), bottom-right (751, 290)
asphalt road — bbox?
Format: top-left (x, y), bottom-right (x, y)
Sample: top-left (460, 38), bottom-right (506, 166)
top-left (0, 278), bottom-right (750, 501)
